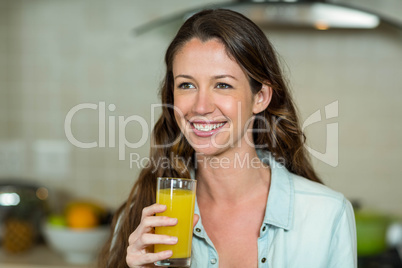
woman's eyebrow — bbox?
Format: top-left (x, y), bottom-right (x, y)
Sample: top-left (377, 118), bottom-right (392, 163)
top-left (174, 74), bottom-right (193, 80)
top-left (174, 74), bottom-right (237, 80)
top-left (213, 74), bottom-right (237, 81)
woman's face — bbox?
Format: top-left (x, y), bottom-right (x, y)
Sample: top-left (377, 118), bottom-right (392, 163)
top-left (172, 38), bottom-right (262, 156)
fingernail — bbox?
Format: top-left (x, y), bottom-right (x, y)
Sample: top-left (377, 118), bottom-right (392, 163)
top-left (170, 237), bottom-right (178, 243)
top-left (165, 250), bottom-right (173, 257)
top-left (171, 218), bottom-right (178, 224)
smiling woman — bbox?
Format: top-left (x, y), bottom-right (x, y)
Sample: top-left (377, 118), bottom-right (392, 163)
top-left (173, 38), bottom-right (263, 155)
top-left (98, 9), bottom-right (357, 268)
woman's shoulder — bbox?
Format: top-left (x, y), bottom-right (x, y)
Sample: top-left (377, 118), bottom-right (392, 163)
top-left (290, 174), bottom-right (354, 229)
top-left (291, 173), bottom-right (348, 207)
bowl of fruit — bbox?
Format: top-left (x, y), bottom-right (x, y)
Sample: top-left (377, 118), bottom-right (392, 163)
top-left (42, 200), bottom-right (112, 264)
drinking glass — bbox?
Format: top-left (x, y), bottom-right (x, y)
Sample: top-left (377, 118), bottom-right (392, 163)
top-left (154, 177), bottom-right (197, 267)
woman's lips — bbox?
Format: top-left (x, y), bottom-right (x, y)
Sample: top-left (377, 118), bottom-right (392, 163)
top-left (189, 121), bottom-right (227, 137)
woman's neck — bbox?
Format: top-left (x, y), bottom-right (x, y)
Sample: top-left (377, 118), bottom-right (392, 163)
top-left (195, 147), bottom-right (271, 205)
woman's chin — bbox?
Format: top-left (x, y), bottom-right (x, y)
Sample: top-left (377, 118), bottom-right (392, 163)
top-left (186, 132), bottom-right (232, 152)
top-left (191, 143), bottom-right (232, 158)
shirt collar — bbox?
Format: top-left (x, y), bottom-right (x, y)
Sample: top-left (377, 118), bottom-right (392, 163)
top-left (191, 169), bottom-right (207, 238)
top-left (191, 150), bottom-right (294, 232)
top-left (193, 197), bottom-right (206, 238)
top-left (257, 150), bottom-right (294, 230)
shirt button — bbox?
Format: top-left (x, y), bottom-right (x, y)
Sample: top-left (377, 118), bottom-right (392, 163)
top-left (210, 258), bottom-right (217, 264)
top-left (195, 228), bottom-right (201, 232)
top-left (261, 257), bottom-right (267, 263)
top-left (262, 226), bottom-right (267, 232)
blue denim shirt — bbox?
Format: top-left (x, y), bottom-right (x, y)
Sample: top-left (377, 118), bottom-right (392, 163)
top-left (190, 151), bottom-right (357, 267)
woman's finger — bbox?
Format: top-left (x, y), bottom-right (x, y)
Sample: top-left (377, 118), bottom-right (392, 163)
top-left (193, 214), bottom-right (199, 228)
top-left (133, 233), bottom-right (178, 250)
top-left (142, 215), bottom-right (177, 229)
top-left (129, 217), bottom-right (178, 249)
top-left (141, 203), bottom-right (167, 218)
top-left (126, 249), bottom-right (173, 267)
top-left (131, 216), bottom-right (177, 244)
top-left (128, 204), bottom-right (178, 249)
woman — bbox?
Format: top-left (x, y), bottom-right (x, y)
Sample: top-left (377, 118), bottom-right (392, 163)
top-left (99, 9), bottom-right (356, 268)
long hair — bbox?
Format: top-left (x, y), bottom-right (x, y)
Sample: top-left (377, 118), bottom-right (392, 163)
top-left (99, 9), bottom-right (321, 268)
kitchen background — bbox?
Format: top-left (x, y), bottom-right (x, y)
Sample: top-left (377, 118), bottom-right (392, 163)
top-left (1, 0), bottom-right (402, 221)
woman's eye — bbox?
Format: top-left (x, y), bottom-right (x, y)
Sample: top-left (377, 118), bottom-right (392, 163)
top-left (216, 83), bottom-right (232, 89)
top-left (178, 83), bottom-right (195, 89)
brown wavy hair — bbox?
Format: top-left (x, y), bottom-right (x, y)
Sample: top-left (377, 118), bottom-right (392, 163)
top-left (98, 9), bottom-right (321, 268)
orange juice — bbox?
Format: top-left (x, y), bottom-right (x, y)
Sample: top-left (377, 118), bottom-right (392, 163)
top-left (155, 188), bottom-right (196, 258)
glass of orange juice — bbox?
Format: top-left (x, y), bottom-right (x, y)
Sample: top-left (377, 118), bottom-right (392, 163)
top-left (154, 177), bottom-right (197, 267)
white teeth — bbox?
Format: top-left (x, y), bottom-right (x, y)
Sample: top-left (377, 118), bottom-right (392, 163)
top-left (193, 122), bottom-right (225, 132)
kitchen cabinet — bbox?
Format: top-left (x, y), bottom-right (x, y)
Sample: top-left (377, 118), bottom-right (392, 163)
top-left (0, 245), bottom-right (94, 268)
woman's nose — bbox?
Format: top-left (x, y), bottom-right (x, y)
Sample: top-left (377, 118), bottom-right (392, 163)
top-left (191, 89), bottom-right (214, 115)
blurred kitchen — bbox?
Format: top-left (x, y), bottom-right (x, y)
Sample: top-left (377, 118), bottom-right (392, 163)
top-left (0, 0), bottom-right (402, 267)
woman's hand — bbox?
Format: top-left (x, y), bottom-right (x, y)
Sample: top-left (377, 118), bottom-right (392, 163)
top-left (126, 203), bottom-right (178, 267)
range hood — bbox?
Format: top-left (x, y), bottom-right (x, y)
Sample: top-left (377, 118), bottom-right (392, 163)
top-left (133, 0), bottom-right (402, 35)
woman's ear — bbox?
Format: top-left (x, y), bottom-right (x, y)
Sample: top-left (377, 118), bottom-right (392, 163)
top-left (253, 83), bottom-right (272, 114)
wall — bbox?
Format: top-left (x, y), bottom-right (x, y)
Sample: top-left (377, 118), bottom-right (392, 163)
top-left (0, 0), bottom-right (401, 215)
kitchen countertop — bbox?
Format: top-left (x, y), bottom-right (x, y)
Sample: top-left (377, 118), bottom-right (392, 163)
top-left (0, 245), bottom-right (95, 268)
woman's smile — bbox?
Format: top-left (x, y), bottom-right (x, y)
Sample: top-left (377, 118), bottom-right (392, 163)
top-left (190, 120), bottom-right (227, 137)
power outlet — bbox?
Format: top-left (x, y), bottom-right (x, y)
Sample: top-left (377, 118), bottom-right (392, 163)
top-left (33, 140), bottom-right (71, 178)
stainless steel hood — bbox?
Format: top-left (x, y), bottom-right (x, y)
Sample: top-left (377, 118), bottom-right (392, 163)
top-left (229, 1), bottom-right (380, 30)
top-left (133, 0), bottom-right (402, 35)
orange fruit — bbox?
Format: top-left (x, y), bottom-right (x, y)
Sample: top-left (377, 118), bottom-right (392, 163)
top-left (66, 205), bottom-right (99, 229)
